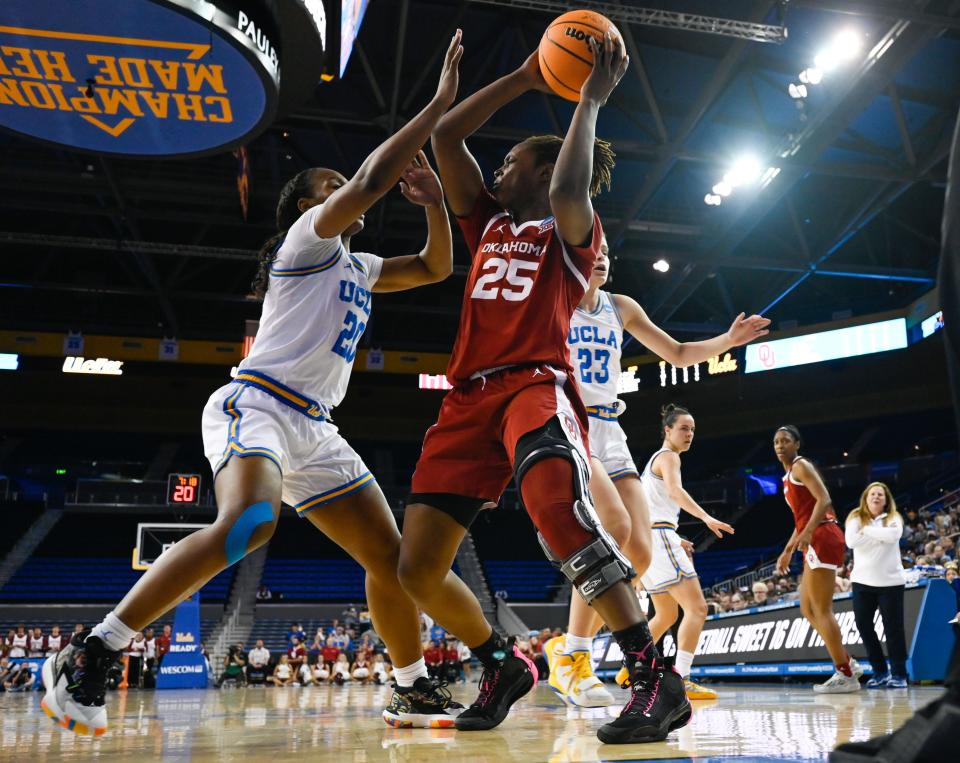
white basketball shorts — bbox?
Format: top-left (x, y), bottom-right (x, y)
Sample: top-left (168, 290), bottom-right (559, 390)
top-left (202, 375), bottom-right (373, 516)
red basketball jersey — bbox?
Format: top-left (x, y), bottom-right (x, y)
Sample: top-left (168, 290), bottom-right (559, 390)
top-left (446, 189), bottom-right (601, 384)
top-left (783, 457), bottom-right (836, 532)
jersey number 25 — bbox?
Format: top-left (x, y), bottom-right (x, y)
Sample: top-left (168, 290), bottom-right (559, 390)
top-left (470, 257), bottom-right (540, 301)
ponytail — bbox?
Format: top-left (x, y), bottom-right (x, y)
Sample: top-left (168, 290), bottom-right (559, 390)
top-left (251, 168), bottom-right (319, 300)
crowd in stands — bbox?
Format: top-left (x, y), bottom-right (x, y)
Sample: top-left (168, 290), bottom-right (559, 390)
top-left (1, 622), bottom-right (181, 692)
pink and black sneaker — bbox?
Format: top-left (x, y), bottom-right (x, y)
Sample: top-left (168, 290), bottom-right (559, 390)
top-left (597, 656), bottom-right (691, 744)
top-left (455, 639), bottom-right (538, 730)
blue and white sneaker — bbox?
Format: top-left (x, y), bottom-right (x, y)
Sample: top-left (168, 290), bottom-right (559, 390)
top-left (865, 672), bottom-right (890, 689)
top-left (886, 675), bottom-right (909, 689)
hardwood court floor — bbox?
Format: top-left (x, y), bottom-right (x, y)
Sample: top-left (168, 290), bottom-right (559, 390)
top-left (0, 682), bottom-right (940, 762)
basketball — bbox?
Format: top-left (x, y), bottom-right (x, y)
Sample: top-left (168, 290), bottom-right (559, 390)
top-left (538, 10), bottom-right (622, 102)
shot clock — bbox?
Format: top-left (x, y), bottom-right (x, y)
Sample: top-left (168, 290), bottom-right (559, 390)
top-left (167, 473), bottom-right (202, 506)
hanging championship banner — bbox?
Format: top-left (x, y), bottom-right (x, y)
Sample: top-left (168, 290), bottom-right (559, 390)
top-left (0, 0), bottom-right (282, 156)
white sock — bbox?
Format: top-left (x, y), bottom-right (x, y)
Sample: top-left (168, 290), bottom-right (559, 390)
top-left (565, 633), bottom-right (594, 654)
top-left (675, 649), bottom-right (694, 678)
top-left (392, 657), bottom-right (428, 689)
top-left (91, 611), bottom-right (137, 652)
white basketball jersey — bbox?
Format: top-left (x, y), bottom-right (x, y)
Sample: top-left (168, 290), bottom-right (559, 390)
top-left (641, 447), bottom-right (682, 526)
top-left (238, 203), bottom-right (383, 408)
top-left (568, 291), bottom-right (624, 406)
top-left (10, 633), bottom-right (27, 656)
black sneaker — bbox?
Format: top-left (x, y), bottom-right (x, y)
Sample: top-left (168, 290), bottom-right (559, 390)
top-left (830, 693), bottom-right (959, 762)
top-left (597, 657), bottom-right (692, 744)
top-left (455, 641), bottom-right (538, 731)
top-left (382, 676), bottom-right (465, 728)
top-left (41, 630), bottom-right (120, 736)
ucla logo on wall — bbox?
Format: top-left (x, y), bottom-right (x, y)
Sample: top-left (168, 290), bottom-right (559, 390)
top-left (0, 0), bottom-right (283, 156)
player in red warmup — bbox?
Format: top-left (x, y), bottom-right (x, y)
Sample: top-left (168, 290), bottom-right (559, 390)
top-left (397, 34), bottom-right (691, 743)
top-left (774, 425), bottom-right (863, 693)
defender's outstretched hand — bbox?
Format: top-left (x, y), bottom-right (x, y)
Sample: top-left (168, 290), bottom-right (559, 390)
top-left (434, 30), bottom-right (464, 108)
top-left (399, 150), bottom-right (444, 208)
top-left (582, 32), bottom-right (628, 106)
top-left (727, 313), bottom-right (771, 347)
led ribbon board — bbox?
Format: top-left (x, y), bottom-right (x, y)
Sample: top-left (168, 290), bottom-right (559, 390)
top-left (744, 318), bottom-right (907, 374)
top-left (0, 0), bottom-right (281, 156)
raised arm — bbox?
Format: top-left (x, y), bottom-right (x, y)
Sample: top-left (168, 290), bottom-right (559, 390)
top-left (657, 451), bottom-right (734, 539)
top-left (549, 33), bottom-right (627, 246)
top-left (615, 294), bottom-right (770, 367)
top-left (313, 31), bottom-right (463, 238)
top-left (373, 151), bottom-right (453, 292)
top-left (431, 52), bottom-right (548, 215)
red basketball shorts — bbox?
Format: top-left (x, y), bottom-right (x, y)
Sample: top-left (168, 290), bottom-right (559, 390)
top-left (804, 521), bottom-right (846, 570)
top-left (410, 364), bottom-right (590, 502)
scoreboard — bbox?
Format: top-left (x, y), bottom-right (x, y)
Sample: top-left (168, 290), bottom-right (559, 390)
top-left (166, 473), bottom-right (201, 506)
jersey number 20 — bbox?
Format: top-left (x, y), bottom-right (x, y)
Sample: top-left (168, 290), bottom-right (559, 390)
top-left (332, 311), bottom-right (366, 362)
top-left (470, 257), bottom-right (540, 301)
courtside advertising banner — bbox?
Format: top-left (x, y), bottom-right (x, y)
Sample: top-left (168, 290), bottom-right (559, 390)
top-left (156, 594), bottom-right (207, 689)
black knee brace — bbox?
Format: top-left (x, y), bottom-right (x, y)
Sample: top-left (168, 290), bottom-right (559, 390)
top-left (514, 417), bottom-right (634, 603)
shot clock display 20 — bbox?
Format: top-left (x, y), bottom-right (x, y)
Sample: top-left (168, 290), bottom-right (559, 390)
top-left (167, 473), bottom-right (202, 506)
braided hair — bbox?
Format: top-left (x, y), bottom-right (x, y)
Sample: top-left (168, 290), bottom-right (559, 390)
top-left (251, 169), bottom-right (319, 300)
top-left (523, 134), bottom-right (616, 198)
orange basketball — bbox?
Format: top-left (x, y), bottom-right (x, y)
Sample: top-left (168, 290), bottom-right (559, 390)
top-left (538, 10), bottom-right (621, 102)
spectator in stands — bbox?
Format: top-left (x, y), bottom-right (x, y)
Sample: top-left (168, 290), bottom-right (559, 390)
top-left (424, 639), bottom-right (444, 679)
top-left (321, 640), bottom-right (340, 676)
top-left (255, 585), bottom-right (273, 601)
top-left (216, 645), bottom-right (247, 687)
top-left (358, 608), bottom-right (372, 631)
top-left (331, 653), bottom-right (351, 685)
top-left (156, 624), bottom-right (171, 664)
top-left (45, 626), bottom-right (65, 657)
top-left (526, 631), bottom-right (548, 679)
top-left (835, 574), bottom-right (852, 593)
top-left (309, 627), bottom-right (325, 658)
top-left (946, 562), bottom-right (960, 609)
top-left (845, 481), bottom-right (908, 689)
top-left (351, 650), bottom-right (371, 683)
top-left (429, 622), bottom-right (446, 644)
top-left (126, 632), bottom-right (147, 688)
top-left (142, 628), bottom-right (157, 689)
top-left (3, 660), bottom-right (35, 692)
top-left (0, 656), bottom-right (13, 690)
top-left (419, 611), bottom-right (434, 647)
top-left (342, 606), bottom-right (358, 628)
top-left (298, 656), bottom-right (324, 686)
top-left (267, 654), bottom-right (295, 687)
top-left (73, 623), bottom-right (85, 637)
top-left (247, 640), bottom-right (270, 685)
top-left (440, 636), bottom-right (462, 683)
top-left (287, 637), bottom-right (307, 675)
top-left (730, 592), bottom-right (746, 611)
top-left (330, 626), bottom-right (351, 655)
top-left (8, 625), bottom-right (27, 659)
top-left (371, 653), bottom-right (391, 685)
top-left (287, 622), bottom-right (306, 648)
top-left (752, 581), bottom-right (769, 606)
top-left (28, 626), bottom-right (46, 658)
top-left (718, 592), bottom-right (732, 612)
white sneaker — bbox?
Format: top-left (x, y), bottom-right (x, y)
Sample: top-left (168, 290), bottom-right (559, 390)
top-left (813, 669), bottom-right (861, 694)
top-left (41, 631), bottom-right (119, 736)
top-left (850, 657), bottom-right (865, 679)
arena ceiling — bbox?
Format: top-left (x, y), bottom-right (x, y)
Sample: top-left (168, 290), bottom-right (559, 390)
top-left (2, 0), bottom-right (959, 354)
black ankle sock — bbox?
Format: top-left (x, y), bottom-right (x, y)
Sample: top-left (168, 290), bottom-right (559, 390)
top-left (470, 629), bottom-right (507, 668)
top-left (613, 621), bottom-right (659, 671)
